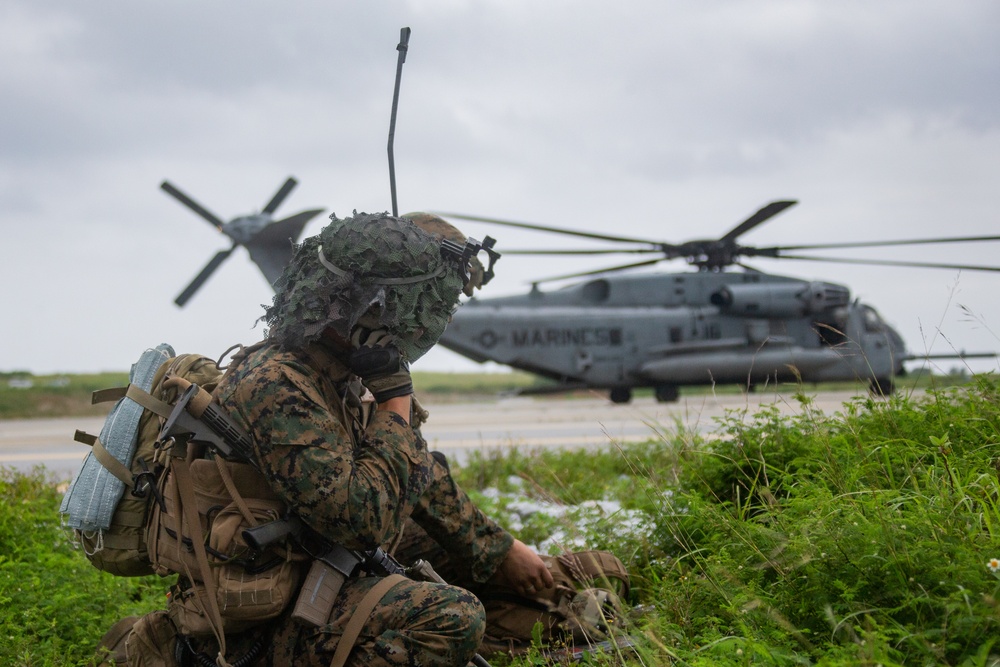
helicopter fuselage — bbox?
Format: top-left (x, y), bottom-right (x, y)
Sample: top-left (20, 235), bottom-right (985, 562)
top-left (439, 271), bottom-right (907, 401)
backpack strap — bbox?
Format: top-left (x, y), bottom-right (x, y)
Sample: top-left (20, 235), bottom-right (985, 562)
top-left (329, 574), bottom-right (407, 667)
top-left (170, 447), bottom-right (232, 667)
top-left (213, 456), bottom-right (256, 526)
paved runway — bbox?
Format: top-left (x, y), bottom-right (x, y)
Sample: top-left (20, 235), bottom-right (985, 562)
top-left (1, 388), bottom-right (873, 480)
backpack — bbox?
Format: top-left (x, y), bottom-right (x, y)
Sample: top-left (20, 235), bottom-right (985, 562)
top-left (478, 550), bottom-right (632, 658)
top-left (61, 347), bottom-right (224, 576)
top-left (66, 345), bottom-right (305, 664)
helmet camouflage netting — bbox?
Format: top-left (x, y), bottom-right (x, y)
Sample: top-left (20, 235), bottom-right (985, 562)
top-left (262, 211), bottom-right (467, 362)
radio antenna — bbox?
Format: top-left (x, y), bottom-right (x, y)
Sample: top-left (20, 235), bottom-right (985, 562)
top-left (387, 27), bottom-right (411, 217)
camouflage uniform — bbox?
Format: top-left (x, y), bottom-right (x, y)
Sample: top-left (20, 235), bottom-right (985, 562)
top-left (213, 339), bottom-right (513, 666)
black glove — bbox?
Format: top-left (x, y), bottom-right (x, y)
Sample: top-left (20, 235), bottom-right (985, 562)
top-left (349, 328), bottom-right (413, 403)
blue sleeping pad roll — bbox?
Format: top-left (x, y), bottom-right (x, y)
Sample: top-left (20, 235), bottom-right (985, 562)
top-left (60, 343), bottom-right (175, 533)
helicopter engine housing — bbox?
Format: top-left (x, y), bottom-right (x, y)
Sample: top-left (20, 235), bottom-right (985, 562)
top-left (710, 281), bottom-right (849, 317)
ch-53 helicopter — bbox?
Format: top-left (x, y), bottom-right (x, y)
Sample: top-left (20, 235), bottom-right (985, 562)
top-left (433, 202), bottom-right (999, 403)
top-left (160, 29), bottom-right (996, 404)
top-left (168, 191), bottom-right (998, 404)
top-left (160, 176), bottom-right (325, 306)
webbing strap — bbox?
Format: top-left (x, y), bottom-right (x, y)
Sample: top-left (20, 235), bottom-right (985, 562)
top-left (76, 430), bottom-right (134, 489)
top-left (125, 384), bottom-right (173, 419)
top-left (172, 454), bottom-right (230, 666)
top-left (92, 386), bottom-right (128, 405)
top-left (99, 529), bottom-right (143, 550)
top-left (213, 456), bottom-right (255, 526)
top-left (90, 384), bottom-right (172, 420)
top-left (74, 429), bottom-right (96, 446)
top-left (329, 574), bottom-right (407, 667)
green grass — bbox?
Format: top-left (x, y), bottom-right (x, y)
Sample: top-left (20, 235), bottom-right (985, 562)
top-left (0, 468), bottom-right (164, 666)
top-left (0, 370), bottom-right (544, 419)
top-left (0, 368), bottom-right (975, 419)
top-left (3, 376), bottom-right (1000, 665)
top-left (0, 372), bottom-right (130, 419)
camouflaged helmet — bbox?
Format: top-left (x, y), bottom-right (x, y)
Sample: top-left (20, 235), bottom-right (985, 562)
top-left (404, 212), bottom-right (486, 297)
top-left (262, 211), bottom-right (470, 362)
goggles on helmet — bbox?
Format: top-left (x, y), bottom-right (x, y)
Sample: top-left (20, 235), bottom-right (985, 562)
top-left (440, 235), bottom-right (500, 287)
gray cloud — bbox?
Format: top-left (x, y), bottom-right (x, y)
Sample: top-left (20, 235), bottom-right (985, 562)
top-left (1, 0), bottom-right (998, 375)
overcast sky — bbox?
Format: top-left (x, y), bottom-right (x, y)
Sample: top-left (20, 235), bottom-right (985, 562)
top-left (2, 0), bottom-right (998, 377)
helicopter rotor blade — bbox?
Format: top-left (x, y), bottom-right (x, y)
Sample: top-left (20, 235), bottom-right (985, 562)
top-left (439, 200), bottom-right (997, 275)
top-left (751, 234), bottom-right (1000, 254)
top-left (160, 181), bottom-right (226, 230)
top-left (500, 247), bottom-right (664, 255)
top-left (435, 212), bottom-right (663, 246)
top-left (532, 258), bottom-right (665, 284)
top-left (719, 200), bottom-right (798, 243)
top-left (768, 253), bottom-right (1000, 273)
top-left (262, 177), bottom-right (298, 215)
top-left (174, 247), bottom-right (235, 307)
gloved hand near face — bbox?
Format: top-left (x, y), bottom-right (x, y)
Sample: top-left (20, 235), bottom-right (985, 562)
top-left (349, 327), bottom-right (413, 403)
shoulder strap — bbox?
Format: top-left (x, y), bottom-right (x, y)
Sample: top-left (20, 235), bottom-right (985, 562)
top-left (171, 449), bottom-right (231, 666)
top-left (213, 456), bottom-right (255, 525)
top-left (329, 574), bottom-right (407, 667)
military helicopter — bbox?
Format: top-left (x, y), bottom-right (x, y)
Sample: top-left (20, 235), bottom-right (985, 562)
top-left (433, 202), bottom-right (1000, 403)
top-left (161, 176), bottom-right (325, 306)
top-left (157, 32), bottom-right (995, 405)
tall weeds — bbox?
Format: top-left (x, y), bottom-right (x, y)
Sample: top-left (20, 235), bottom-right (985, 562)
top-left (459, 378), bottom-right (1000, 665)
top-left (3, 377), bottom-right (1000, 665)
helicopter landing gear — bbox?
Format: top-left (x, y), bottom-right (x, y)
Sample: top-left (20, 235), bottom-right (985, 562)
top-left (869, 377), bottom-right (894, 397)
top-left (654, 385), bottom-right (679, 403)
top-left (609, 387), bottom-right (632, 404)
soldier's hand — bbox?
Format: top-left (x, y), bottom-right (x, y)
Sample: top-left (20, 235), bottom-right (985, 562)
top-left (349, 328), bottom-right (413, 403)
top-left (492, 539), bottom-right (554, 598)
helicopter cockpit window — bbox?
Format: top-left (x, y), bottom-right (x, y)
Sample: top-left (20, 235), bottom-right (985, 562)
top-left (862, 306), bottom-right (884, 333)
top-left (816, 307), bottom-right (849, 346)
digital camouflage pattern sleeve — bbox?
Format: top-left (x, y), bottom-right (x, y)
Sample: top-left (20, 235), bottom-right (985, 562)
top-left (215, 343), bottom-right (433, 551)
top-left (407, 455), bottom-right (515, 585)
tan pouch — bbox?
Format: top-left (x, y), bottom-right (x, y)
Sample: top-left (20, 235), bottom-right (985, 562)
top-left (148, 459), bottom-right (285, 576)
top-left (480, 550), bottom-right (630, 655)
top-left (148, 457), bottom-right (304, 637)
top-left (168, 501), bottom-right (303, 637)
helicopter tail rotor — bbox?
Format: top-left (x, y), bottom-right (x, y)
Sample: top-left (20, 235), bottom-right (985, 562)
top-left (163, 176), bottom-right (323, 306)
top-left (174, 247), bottom-right (236, 307)
top-left (262, 177), bottom-right (298, 215)
top-left (160, 181), bottom-right (226, 230)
